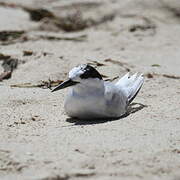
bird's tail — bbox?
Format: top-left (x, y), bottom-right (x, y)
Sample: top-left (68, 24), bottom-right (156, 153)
top-left (115, 73), bottom-right (144, 104)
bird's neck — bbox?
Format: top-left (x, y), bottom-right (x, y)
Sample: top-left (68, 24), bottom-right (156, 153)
top-left (71, 80), bottom-right (104, 96)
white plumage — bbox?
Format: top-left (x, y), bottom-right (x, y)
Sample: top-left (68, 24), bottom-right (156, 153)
top-left (52, 64), bottom-right (144, 119)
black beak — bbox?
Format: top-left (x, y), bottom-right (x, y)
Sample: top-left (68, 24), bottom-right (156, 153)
top-left (51, 79), bottom-right (78, 92)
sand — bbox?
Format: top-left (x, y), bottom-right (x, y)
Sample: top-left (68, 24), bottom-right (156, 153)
top-left (0, 0), bottom-right (180, 179)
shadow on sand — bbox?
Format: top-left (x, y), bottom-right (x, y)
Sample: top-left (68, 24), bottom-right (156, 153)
top-left (66, 102), bottom-right (147, 126)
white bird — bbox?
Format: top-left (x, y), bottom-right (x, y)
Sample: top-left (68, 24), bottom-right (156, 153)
top-left (52, 64), bottom-right (144, 119)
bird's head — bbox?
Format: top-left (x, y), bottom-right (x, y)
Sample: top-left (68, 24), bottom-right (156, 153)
top-left (51, 64), bottom-right (103, 92)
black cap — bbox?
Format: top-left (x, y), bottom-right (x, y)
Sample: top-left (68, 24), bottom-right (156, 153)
top-left (80, 65), bottom-right (102, 80)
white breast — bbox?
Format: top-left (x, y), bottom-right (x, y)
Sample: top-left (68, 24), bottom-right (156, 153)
top-left (64, 83), bottom-right (128, 119)
top-left (64, 88), bottom-right (106, 119)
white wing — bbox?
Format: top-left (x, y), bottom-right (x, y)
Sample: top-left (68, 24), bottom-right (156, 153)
top-left (115, 73), bottom-right (144, 103)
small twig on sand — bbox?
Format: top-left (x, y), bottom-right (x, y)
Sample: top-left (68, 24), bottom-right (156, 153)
top-left (145, 73), bottom-right (180, 79)
top-left (104, 58), bottom-right (133, 72)
top-left (38, 34), bottom-right (87, 42)
top-left (104, 76), bottom-right (119, 82)
top-left (10, 80), bottom-right (63, 89)
top-left (88, 60), bottom-right (106, 67)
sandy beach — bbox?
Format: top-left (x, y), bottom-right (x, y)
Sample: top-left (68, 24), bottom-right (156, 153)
top-left (0, 0), bottom-right (180, 179)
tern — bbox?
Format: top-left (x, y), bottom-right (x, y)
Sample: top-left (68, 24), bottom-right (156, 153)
top-left (52, 64), bottom-right (144, 119)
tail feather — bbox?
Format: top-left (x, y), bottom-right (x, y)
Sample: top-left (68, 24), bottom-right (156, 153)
top-left (128, 74), bottom-right (144, 103)
top-left (116, 72), bottom-right (130, 87)
top-left (116, 73), bottom-right (144, 103)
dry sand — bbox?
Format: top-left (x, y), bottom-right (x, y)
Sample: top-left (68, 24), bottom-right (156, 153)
top-left (0, 0), bottom-right (180, 179)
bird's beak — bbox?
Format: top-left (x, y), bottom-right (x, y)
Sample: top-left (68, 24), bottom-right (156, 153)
top-left (51, 79), bottom-right (79, 92)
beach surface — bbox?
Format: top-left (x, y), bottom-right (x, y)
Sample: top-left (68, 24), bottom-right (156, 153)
top-left (0, 0), bottom-right (180, 179)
